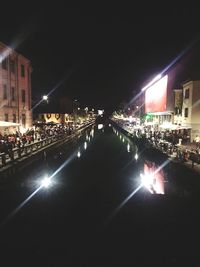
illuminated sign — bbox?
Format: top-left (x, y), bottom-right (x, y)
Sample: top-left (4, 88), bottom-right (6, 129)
top-left (145, 75), bottom-right (168, 113)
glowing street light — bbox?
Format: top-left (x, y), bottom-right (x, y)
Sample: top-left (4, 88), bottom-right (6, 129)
top-left (41, 176), bottom-right (51, 188)
top-left (43, 95), bottom-right (48, 101)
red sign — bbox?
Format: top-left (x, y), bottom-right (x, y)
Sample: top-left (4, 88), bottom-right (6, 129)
top-left (145, 75), bottom-right (168, 113)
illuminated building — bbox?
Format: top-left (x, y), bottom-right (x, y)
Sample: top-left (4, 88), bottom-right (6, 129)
top-left (0, 41), bottom-right (32, 131)
top-left (142, 43), bottom-right (200, 139)
top-left (144, 74), bottom-right (174, 127)
top-left (181, 80), bottom-right (200, 141)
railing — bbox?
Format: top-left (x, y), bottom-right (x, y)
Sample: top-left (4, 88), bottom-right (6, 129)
top-left (0, 121), bottom-right (95, 168)
top-left (111, 119), bottom-right (200, 168)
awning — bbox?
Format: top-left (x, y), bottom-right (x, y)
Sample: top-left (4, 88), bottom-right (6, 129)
top-left (0, 121), bottom-right (20, 127)
top-left (159, 124), bottom-right (191, 130)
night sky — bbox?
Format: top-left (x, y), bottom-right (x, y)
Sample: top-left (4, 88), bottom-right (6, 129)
top-left (1, 3), bottom-right (200, 111)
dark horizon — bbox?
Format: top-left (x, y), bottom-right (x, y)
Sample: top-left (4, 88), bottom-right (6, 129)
top-left (1, 3), bottom-right (200, 111)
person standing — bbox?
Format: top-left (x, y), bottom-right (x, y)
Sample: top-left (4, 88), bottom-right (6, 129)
top-left (194, 135), bottom-right (200, 148)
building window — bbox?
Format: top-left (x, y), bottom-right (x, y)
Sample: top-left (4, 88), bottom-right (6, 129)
top-left (22, 89), bottom-right (26, 103)
top-left (2, 58), bottom-right (7, 70)
top-left (10, 59), bottom-right (15, 73)
top-left (22, 114), bottom-right (26, 127)
top-left (21, 64), bottom-right (25, 77)
top-left (175, 107), bottom-right (181, 115)
top-left (13, 114), bottom-right (16, 123)
top-left (184, 108), bottom-right (189, 117)
top-left (3, 84), bottom-right (7, 100)
top-left (11, 87), bottom-right (15, 101)
top-left (185, 88), bottom-right (189, 99)
top-left (4, 114), bottom-right (8, 122)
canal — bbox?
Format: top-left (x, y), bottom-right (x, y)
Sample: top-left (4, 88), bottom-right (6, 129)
top-left (0, 122), bottom-right (200, 266)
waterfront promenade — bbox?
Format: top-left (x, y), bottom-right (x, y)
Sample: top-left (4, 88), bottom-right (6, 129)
top-left (111, 119), bottom-right (200, 176)
top-left (0, 120), bottom-right (95, 178)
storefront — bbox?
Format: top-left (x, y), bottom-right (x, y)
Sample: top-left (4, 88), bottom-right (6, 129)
top-left (0, 121), bottom-right (20, 134)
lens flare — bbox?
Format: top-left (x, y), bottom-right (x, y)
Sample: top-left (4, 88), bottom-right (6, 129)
top-left (105, 184), bottom-right (143, 225)
top-left (0, 151), bottom-right (76, 228)
top-left (41, 176), bottom-right (51, 188)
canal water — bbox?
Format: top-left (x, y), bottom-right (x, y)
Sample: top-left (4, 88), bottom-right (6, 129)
top-left (0, 122), bottom-right (200, 266)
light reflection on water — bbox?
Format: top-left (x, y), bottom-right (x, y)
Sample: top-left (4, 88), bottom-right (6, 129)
top-left (142, 160), bottom-right (165, 195)
top-left (52, 123), bottom-right (197, 199)
top-left (111, 123), bottom-right (196, 198)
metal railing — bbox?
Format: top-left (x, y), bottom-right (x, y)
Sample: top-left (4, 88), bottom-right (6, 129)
top-left (0, 121), bottom-right (95, 168)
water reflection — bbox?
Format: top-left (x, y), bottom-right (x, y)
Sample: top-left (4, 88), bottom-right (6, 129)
top-left (84, 141), bottom-right (87, 150)
top-left (142, 160), bottom-right (165, 194)
top-left (135, 152), bottom-right (139, 161)
top-left (77, 150), bottom-right (81, 158)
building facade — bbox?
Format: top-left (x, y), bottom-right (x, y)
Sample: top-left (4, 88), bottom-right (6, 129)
top-left (181, 80), bottom-right (200, 141)
top-left (0, 42), bottom-right (32, 131)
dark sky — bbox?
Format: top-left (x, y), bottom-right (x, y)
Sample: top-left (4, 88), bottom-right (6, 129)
top-left (1, 3), bottom-right (200, 111)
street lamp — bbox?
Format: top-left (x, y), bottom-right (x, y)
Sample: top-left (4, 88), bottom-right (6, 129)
top-left (43, 95), bottom-right (48, 101)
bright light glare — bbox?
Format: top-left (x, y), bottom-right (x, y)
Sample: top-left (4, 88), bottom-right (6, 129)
top-left (84, 142), bottom-right (87, 150)
top-left (142, 74), bottom-right (162, 92)
top-left (41, 176), bottom-right (51, 188)
top-left (135, 153), bottom-right (138, 160)
top-left (140, 173), bottom-right (154, 188)
top-left (127, 143), bottom-right (130, 152)
top-left (77, 151), bottom-right (81, 158)
top-left (43, 95), bottom-right (48, 101)
top-left (122, 138), bottom-right (125, 142)
top-left (98, 124), bottom-right (103, 130)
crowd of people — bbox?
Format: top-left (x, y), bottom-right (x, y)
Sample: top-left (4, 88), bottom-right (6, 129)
top-left (113, 118), bottom-right (200, 166)
top-left (0, 124), bottom-right (75, 155)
